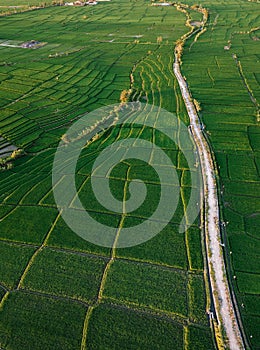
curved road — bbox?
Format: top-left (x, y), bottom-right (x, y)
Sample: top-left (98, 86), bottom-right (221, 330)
top-left (173, 56), bottom-right (244, 349)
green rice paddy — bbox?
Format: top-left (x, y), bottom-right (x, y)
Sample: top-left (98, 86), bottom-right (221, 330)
top-left (0, 0), bottom-right (259, 349)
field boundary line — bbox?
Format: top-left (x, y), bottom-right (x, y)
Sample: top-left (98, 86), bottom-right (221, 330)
top-left (0, 234), bottom-right (199, 275)
top-left (183, 325), bottom-right (189, 350)
top-left (96, 176), bottom-right (129, 301)
top-left (104, 299), bottom-right (215, 333)
top-left (102, 297), bottom-right (189, 325)
top-left (80, 306), bottom-right (94, 350)
top-left (16, 211), bottom-right (62, 289)
top-left (0, 283), bottom-right (9, 293)
top-left (79, 202), bottom-right (126, 347)
top-left (232, 53), bottom-right (259, 121)
top-left (11, 288), bottom-right (89, 307)
top-left (0, 291), bottom-right (9, 310)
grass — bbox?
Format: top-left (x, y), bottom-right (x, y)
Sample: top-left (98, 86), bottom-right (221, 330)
top-left (103, 259), bottom-right (188, 317)
top-left (229, 234), bottom-right (260, 274)
top-left (87, 303), bottom-right (184, 350)
top-left (0, 206), bottom-right (58, 244)
top-left (20, 247), bottom-right (107, 303)
top-left (0, 291), bottom-right (86, 350)
top-left (187, 326), bottom-right (214, 350)
top-left (188, 274), bottom-right (207, 325)
top-left (236, 271), bottom-right (260, 295)
top-left (186, 227), bottom-right (204, 271)
top-left (116, 223), bottom-right (188, 269)
top-left (46, 215), bottom-right (112, 257)
top-left (0, 241), bottom-right (36, 289)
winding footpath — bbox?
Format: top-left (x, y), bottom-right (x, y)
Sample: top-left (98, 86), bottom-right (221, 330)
top-left (173, 55), bottom-right (244, 349)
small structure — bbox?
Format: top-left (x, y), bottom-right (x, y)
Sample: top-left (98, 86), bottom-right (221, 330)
top-left (151, 2), bottom-right (172, 6)
top-left (224, 40), bottom-right (231, 50)
top-left (20, 40), bottom-right (45, 49)
top-left (64, 0), bottom-right (97, 4)
top-left (74, 0), bottom-right (85, 5)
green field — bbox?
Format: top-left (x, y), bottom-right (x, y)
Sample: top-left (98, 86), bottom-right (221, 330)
top-left (0, 1), bottom-right (215, 349)
top-left (0, 0), bottom-right (259, 349)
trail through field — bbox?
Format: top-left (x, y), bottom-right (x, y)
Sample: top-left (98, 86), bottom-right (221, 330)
top-left (173, 53), bottom-right (244, 350)
top-left (0, 43), bottom-right (21, 48)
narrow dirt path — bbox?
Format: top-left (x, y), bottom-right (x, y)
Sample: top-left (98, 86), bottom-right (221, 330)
top-left (173, 54), bottom-right (244, 350)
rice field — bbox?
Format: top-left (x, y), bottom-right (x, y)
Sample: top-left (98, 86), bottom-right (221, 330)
top-left (0, 0), bottom-right (259, 349)
top-left (0, 1), bottom-right (216, 349)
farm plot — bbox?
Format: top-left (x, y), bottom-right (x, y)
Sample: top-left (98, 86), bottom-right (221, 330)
top-left (0, 291), bottom-right (86, 350)
top-left (0, 241), bottom-right (36, 290)
top-left (103, 259), bottom-right (189, 317)
top-left (86, 303), bottom-right (184, 350)
top-left (0, 1), bottom-right (215, 349)
top-left (181, 0), bottom-right (260, 347)
top-left (19, 248), bottom-right (108, 302)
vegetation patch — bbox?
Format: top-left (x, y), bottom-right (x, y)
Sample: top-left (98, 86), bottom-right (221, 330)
top-left (20, 247), bottom-right (107, 302)
top-left (0, 291), bottom-right (86, 350)
top-left (103, 259), bottom-right (188, 316)
top-left (87, 303), bottom-right (184, 350)
top-left (0, 241), bottom-right (36, 289)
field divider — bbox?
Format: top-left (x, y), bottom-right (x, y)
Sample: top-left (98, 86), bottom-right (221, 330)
top-left (0, 282), bottom-right (10, 313)
top-left (0, 205), bottom-right (19, 223)
top-left (80, 169), bottom-right (130, 348)
top-left (0, 283), bottom-right (9, 293)
top-left (97, 169), bottom-right (131, 301)
top-left (183, 325), bottom-right (189, 350)
top-left (104, 299), bottom-right (203, 327)
top-left (80, 306), bottom-right (94, 350)
top-left (101, 296), bottom-right (190, 326)
top-left (232, 53), bottom-right (259, 121)
top-left (179, 183), bottom-right (192, 270)
top-left (16, 211), bottom-right (62, 290)
top-left (0, 291), bottom-right (10, 311)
